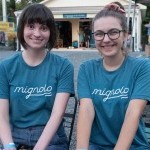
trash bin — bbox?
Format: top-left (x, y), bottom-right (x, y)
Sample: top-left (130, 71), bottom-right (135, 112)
top-left (72, 41), bottom-right (78, 48)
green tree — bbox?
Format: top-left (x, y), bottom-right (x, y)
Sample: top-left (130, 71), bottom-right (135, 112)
top-left (16, 0), bottom-right (43, 10)
top-left (0, 0), bottom-right (16, 22)
top-left (30, 0), bottom-right (43, 3)
top-left (8, 0), bottom-right (16, 22)
top-left (146, 4), bottom-right (150, 19)
top-left (0, 0), bottom-right (2, 21)
top-left (9, 0), bottom-right (16, 11)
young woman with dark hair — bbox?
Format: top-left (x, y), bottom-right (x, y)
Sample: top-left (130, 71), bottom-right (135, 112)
top-left (0, 4), bottom-right (74, 150)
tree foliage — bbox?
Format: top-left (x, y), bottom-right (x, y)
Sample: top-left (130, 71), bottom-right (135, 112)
top-left (8, 0), bottom-right (16, 22)
top-left (9, 0), bottom-right (16, 11)
top-left (0, 0), bottom-right (43, 21)
top-left (0, 0), bottom-right (2, 20)
top-left (16, 0), bottom-right (43, 10)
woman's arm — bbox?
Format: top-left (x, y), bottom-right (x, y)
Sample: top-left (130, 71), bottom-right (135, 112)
top-left (76, 98), bottom-right (95, 149)
top-left (114, 99), bottom-right (147, 150)
top-left (0, 99), bottom-right (16, 150)
top-left (33, 93), bottom-right (70, 150)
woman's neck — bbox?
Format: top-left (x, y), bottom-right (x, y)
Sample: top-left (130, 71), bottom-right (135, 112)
top-left (22, 49), bottom-right (47, 66)
top-left (103, 53), bottom-right (126, 71)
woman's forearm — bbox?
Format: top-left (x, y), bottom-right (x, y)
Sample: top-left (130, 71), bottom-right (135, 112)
top-left (114, 112), bottom-right (139, 150)
top-left (0, 118), bottom-right (14, 146)
top-left (114, 100), bottom-right (147, 150)
top-left (33, 93), bottom-right (70, 150)
top-left (76, 99), bottom-right (95, 149)
top-left (33, 112), bottom-right (63, 150)
top-left (76, 109), bottom-right (92, 149)
top-left (0, 100), bottom-right (15, 147)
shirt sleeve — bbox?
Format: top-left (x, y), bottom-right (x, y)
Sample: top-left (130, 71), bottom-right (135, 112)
top-left (0, 62), bottom-right (9, 99)
top-left (57, 59), bottom-right (74, 96)
top-left (131, 59), bottom-right (150, 101)
top-left (77, 63), bottom-right (92, 100)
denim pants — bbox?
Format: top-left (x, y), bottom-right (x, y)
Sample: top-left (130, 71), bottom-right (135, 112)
top-left (89, 144), bottom-right (107, 150)
top-left (89, 144), bottom-right (150, 150)
top-left (11, 125), bottom-right (68, 150)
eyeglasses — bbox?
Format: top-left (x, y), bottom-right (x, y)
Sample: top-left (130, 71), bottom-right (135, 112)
top-left (92, 29), bottom-right (125, 41)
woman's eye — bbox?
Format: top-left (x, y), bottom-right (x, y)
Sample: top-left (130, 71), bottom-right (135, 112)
top-left (109, 31), bottom-right (119, 35)
top-left (28, 24), bottom-right (34, 29)
top-left (41, 26), bottom-right (48, 31)
top-left (95, 32), bottom-right (103, 37)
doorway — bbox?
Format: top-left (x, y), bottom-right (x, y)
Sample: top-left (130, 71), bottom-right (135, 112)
top-left (55, 21), bottom-right (72, 48)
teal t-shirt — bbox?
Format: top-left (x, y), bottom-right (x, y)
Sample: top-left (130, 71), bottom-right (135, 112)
top-left (77, 56), bottom-right (150, 149)
top-left (0, 52), bottom-right (74, 128)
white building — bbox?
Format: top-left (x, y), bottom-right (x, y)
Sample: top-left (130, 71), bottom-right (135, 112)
top-left (15, 0), bottom-right (147, 51)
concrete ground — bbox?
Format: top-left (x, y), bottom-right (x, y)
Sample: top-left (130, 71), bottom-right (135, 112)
top-left (0, 49), bottom-right (149, 149)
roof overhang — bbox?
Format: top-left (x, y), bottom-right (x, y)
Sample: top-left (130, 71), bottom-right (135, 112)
top-left (14, 0), bottom-right (147, 19)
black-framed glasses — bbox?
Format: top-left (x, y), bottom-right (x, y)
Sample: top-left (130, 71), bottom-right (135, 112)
top-left (92, 29), bottom-right (125, 41)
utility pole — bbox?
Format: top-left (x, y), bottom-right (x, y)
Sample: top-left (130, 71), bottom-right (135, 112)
top-left (2, 0), bottom-right (7, 22)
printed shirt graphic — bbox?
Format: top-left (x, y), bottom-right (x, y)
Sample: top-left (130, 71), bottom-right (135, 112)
top-left (0, 52), bottom-right (74, 128)
top-left (14, 84), bottom-right (53, 100)
top-left (92, 86), bottom-right (129, 102)
top-left (77, 56), bottom-right (150, 149)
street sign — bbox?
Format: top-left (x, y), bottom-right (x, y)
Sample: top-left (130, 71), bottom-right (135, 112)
top-left (63, 13), bottom-right (87, 18)
top-left (0, 22), bottom-right (15, 32)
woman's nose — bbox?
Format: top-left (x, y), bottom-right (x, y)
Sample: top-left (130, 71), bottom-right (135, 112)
top-left (33, 28), bottom-right (41, 37)
top-left (103, 33), bottom-right (111, 42)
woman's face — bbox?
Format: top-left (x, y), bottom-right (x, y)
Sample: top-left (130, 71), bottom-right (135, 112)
top-left (93, 16), bottom-right (127, 57)
top-left (23, 23), bottom-right (50, 51)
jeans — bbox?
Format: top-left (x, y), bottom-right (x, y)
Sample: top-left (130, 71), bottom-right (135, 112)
top-left (89, 144), bottom-right (106, 150)
top-left (11, 125), bottom-right (68, 150)
top-left (89, 144), bottom-right (150, 150)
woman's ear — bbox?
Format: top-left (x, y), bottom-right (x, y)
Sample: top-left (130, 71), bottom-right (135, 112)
top-left (124, 32), bottom-right (129, 41)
